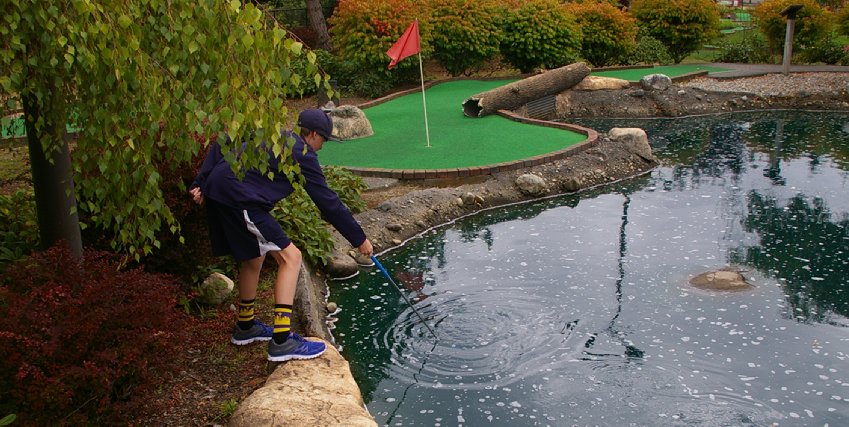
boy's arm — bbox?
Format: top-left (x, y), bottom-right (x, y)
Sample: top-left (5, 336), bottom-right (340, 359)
top-left (298, 152), bottom-right (368, 248)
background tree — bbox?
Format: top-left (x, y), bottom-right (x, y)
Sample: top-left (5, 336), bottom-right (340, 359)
top-left (753, 0), bottom-right (831, 53)
top-left (306, 0), bottom-right (332, 49)
top-left (498, 0), bottom-right (583, 73)
top-left (429, 0), bottom-right (503, 76)
top-left (564, 1), bottom-right (639, 67)
top-left (1, 0), bottom-right (329, 260)
top-left (630, 0), bottom-right (721, 63)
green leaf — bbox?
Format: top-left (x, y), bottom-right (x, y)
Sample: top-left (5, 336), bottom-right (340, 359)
top-left (117, 14), bottom-right (132, 28)
top-left (241, 33), bottom-right (253, 48)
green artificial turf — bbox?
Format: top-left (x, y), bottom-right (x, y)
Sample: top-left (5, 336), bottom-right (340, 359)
top-left (592, 64), bottom-right (729, 81)
top-left (319, 79), bottom-right (587, 170)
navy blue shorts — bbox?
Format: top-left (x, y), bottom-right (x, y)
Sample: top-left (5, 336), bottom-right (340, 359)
top-left (205, 199), bottom-right (291, 261)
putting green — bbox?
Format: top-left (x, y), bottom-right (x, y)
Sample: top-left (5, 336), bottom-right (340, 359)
top-left (319, 79), bottom-right (587, 170)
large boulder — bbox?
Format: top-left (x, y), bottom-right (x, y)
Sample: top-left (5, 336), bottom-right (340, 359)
top-left (329, 105), bottom-right (373, 140)
top-left (640, 73), bottom-right (672, 91)
top-left (228, 340), bottom-right (376, 427)
top-left (608, 128), bottom-right (656, 162)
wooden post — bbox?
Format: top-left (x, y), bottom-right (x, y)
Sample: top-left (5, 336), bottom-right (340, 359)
top-left (780, 4), bottom-right (803, 75)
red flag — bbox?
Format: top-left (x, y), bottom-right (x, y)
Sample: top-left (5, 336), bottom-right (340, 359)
top-left (387, 21), bottom-right (420, 69)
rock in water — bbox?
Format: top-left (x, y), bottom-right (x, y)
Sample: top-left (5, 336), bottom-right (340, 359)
top-left (689, 269), bottom-right (753, 291)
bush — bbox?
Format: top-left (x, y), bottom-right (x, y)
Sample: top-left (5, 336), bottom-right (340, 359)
top-left (630, 0), bottom-right (721, 63)
top-left (329, 0), bottom-right (432, 73)
top-left (796, 33), bottom-right (849, 65)
top-left (323, 166), bottom-right (368, 214)
top-left (271, 166), bottom-right (368, 266)
top-left (0, 245), bottom-right (188, 425)
top-left (0, 189), bottom-right (38, 273)
top-left (315, 49), bottom-right (396, 98)
top-left (837, 6), bottom-right (849, 37)
top-left (429, 0), bottom-right (503, 76)
top-left (563, 1), bottom-right (638, 67)
top-left (498, 0), bottom-right (582, 73)
top-left (623, 32), bottom-right (674, 65)
top-left (272, 187), bottom-right (334, 266)
top-left (714, 32), bottom-right (774, 63)
top-left (753, 0), bottom-right (831, 52)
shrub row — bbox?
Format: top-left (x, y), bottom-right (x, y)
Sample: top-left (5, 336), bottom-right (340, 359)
top-left (324, 0), bottom-right (848, 96)
top-left (0, 245), bottom-right (188, 425)
top-left (325, 0), bottom-right (717, 95)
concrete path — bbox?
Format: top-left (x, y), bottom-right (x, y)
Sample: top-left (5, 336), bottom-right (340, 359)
top-left (704, 62), bottom-right (849, 78)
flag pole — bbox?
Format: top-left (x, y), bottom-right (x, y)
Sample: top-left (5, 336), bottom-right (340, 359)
top-left (416, 19), bottom-right (431, 148)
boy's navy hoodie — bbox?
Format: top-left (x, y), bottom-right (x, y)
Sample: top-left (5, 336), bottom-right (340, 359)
top-left (191, 132), bottom-right (366, 248)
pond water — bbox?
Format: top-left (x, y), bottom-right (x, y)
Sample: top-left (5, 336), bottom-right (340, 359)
top-left (331, 111), bottom-right (849, 426)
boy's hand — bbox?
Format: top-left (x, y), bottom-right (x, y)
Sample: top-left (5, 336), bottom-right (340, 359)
top-left (358, 239), bottom-right (374, 257)
top-left (189, 187), bottom-right (204, 206)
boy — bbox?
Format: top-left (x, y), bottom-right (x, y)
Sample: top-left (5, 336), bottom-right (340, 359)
top-left (190, 109), bottom-right (373, 361)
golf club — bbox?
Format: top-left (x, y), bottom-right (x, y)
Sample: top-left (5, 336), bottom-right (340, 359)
top-left (371, 255), bottom-right (438, 340)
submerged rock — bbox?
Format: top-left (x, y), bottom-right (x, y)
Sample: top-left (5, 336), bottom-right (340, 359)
top-left (689, 268), bottom-right (753, 291)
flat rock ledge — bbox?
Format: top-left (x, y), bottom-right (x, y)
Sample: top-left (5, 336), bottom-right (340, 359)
top-left (689, 268), bottom-right (753, 292)
top-left (228, 341), bottom-right (376, 427)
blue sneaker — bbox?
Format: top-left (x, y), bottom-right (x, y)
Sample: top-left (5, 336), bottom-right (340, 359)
top-left (230, 319), bottom-right (273, 345)
top-left (267, 336), bottom-right (326, 362)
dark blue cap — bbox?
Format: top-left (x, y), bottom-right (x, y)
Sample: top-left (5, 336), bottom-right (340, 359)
top-left (297, 109), bottom-right (339, 141)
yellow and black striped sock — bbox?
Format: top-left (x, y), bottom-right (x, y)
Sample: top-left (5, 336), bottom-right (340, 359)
top-left (273, 304), bottom-right (293, 344)
top-left (237, 299), bottom-right (256, 331)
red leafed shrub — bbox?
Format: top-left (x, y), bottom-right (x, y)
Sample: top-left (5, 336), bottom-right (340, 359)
top-left (0, 244), bottom-right (188, 425)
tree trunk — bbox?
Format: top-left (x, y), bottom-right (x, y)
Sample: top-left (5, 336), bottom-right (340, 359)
top-left (462, 62), bottom-right (591, 118)
top-left (23, 91), bottom-right (82, 259)
top-left (306, 0), bottom-right (331, 50)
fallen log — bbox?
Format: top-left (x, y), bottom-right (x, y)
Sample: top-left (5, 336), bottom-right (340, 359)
top-left (462, 62), bottom-right (591, 118)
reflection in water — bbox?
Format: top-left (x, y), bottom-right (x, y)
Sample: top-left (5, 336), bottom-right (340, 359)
top-left (333, 111), bottom-right (849, 426)
top-left (732, 192), bottom-right (849, 323)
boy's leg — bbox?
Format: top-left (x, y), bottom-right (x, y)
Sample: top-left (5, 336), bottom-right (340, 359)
top-left (268, 244), bottom-right (301, 343)
top-left (231, 256), bottom-right (274, 345)
top-left (266, 243), bottom-right (326, 361)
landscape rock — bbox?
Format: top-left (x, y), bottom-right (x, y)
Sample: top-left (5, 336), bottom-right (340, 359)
top-left (515, 173), bottom-right (548, 196)
top-left (329, 105), bottom-right (373, 140)
top-left (197, 272), bottom-right (234, 306)
top-left (228, 341), bottom-right (376, 427)
top-left (326, 254), bottom-right (358, 280)
top-left (608, 128), bottom-right (656, 162)
top-left (640, 73), bottom-right (672, 91)
top-left (573, 75), bottom-right (631, 91)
